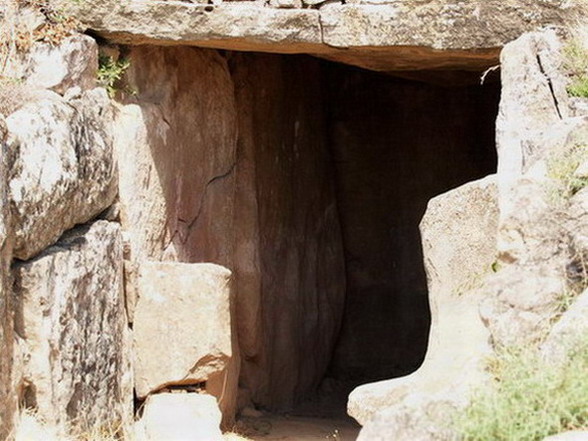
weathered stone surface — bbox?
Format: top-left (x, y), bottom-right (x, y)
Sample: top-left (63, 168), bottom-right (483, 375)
top-left (484, 30), bottom-right (588, 349)
top-left (68, 0), bottom-right (581, 72)
top-left (10, 35), bottom-right (98, 95)
top-left (136, 393), bottom-right (223, 441)
top-left (349, 176), bottom-right (497, 428)
top-left (480, 266), bottom-right (566, 347)
top-left (356, 398), bottom-right (457, 441)
top-left (270, 0), bottom-right (303, 9)
top-left (114, 46), bottom-right (241, 425)
top-left (133, 262), bottom-right (233, 398)
top-left (496, 30), bottom-right (571, 211)
top-left (12, 221), bottom-right (131, 434)
top-left (71, 1), bottom-right (323, 52)
top-left (0, 116), bottom-right (16, 440)
top-left (5, 88), bottom-right (117, 260)
top-left (114, 46), bottom-right (237, 263)
top-left (320, 2), bottom-right (577, 50)
top-left (569, 186), bottom-right (588, 269)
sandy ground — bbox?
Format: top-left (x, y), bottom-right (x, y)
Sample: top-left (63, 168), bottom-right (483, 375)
top-left (226, 378), bottom-right (361, 440)
top-left (230, 415), bottom-right (360, 441)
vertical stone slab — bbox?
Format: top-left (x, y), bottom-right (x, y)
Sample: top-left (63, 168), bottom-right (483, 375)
top-left (496, 30), bottom-right (571, 213)
top-left (230, 53), bottom-right (346, 410)
top-left (114, 46), bottom-right (238, 264)
top-left (0, 116), bottom-right (16, 441)
top-left (113, 46), bottom-right (240, 425)
top-left (13, 221), bottom-right (131, 435)
top-left (352, 176), bottom-right (498, 440)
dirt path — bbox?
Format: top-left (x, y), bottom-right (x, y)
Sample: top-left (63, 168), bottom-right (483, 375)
top-left (233, 415), bottom-right (360, 441)
top-left (227, 379), bottom-right (361, 441)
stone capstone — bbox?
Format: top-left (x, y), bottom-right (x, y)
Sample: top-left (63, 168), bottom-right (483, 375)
top-left (5, 88), bottom-right (117, 260)
top-left (12, 220), bottom-right (132, 434)
top-left (349, 176), bottom-right (497, 435)
top-left (68, 0), bottom-right (582, 72)
top-left (133, 262), bottom-right (234, 398)
top-left (136, 393), bottom-right (223, 441)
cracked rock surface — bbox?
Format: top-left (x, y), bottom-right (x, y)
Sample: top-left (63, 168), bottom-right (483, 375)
top-left (69, 0), bottom-right (582, 72)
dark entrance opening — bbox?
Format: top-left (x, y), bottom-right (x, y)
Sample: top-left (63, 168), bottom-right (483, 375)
top-left (226, 54), bottom-right (500, 419)
top-left (123, 45), bottom-right (500, 428)
top-left (324, 64), bottom-right (499, 389)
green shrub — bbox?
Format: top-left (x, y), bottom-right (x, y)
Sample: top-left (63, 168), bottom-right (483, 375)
top-left (456, 343), bottom-right (588, 441)
top-left (97, 54), bottom-right (130, 98)
top-left (564, 37), bottom-right (588, 98)
top-left (568, 77), bottom-right (588, 98)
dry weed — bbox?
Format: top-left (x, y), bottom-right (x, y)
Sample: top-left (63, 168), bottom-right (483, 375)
top-left (10, 408), bottom-right (124, 441)
top-left (0, 78), bottom-right (35, 116)
top-left (0, 0), bottom-right (80, 78)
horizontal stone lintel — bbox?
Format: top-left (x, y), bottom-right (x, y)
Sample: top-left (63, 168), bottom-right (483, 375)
top-left (73, 0), bottom-right (579, 71)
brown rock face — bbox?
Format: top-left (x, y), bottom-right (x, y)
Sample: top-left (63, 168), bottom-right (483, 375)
top-left (116, 47), bottom-right (346, 415)
top-left (229, 53), bottom-right (346, 410)
top-left (115, 46), bottom-right (238, 264)
top-left (114, 46), bottom-right (242, 425)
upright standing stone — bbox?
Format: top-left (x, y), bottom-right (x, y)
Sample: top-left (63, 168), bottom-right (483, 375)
top-left (0, 115), bottom-right (16, 441)
top-left (352, 176), bottom-right (498, 440)
top-left (133, 262), bottom-right (234, 398)
top-left (13, 221), bottom-right (131, 435)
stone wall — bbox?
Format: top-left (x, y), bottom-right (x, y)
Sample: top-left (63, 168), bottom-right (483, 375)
top-left (117, 48), bottom-right (346, 414)
top-left (114, 45), bottom-right (241, 424)
top-left (0, 35), bottom-right (133, 438)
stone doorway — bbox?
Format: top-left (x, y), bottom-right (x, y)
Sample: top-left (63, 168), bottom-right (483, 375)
top-left (119, 46), bottom-right (500, 435)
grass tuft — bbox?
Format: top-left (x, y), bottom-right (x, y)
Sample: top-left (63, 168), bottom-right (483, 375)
top-left (97, 54), bottom-right (130, 98)
top-left (564, 25), bottom-right (588, 98)
top-left (547, 144), bottom-right (588, 203)
top-left (455, 342), bottom-right (588, 441)
top-left (10, 408), bottom-right (124, 441)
